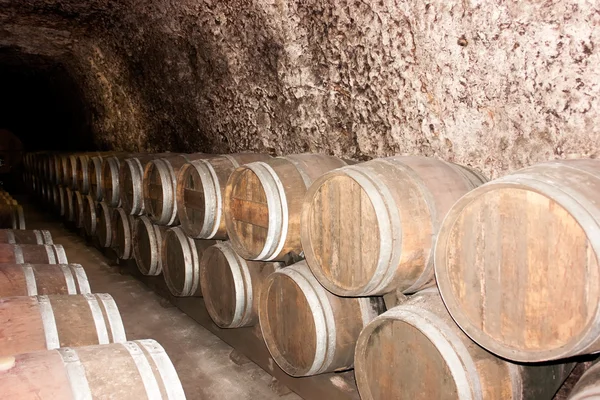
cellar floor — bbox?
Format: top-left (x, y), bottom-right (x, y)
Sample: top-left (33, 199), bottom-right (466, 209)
top-left (19, 196), bottom-right (301, 400)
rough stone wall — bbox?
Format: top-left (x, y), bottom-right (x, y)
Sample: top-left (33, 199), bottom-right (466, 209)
top-left (1, 0), bottom-right (600, 177)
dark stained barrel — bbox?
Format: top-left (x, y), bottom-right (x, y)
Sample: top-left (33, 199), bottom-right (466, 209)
top-left (95, 202), bottom-right (114, 248)
top-left (0, 229), bottom-right (53, 244)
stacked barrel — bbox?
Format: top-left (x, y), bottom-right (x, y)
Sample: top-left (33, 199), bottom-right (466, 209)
top-left (20, 154), bottom-right (187, 399)
top-left (27, 148), bottom-right (595, 398)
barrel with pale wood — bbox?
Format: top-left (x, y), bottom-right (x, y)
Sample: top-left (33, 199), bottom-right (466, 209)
top-left (0, 229), bottom-right (52, 244)
top-left (143, 153), bottom-right (212, 226)
top-left (355, 289), bottom-right (574, 400)
top-left (0, 204), bottom-right (25, 229)
top-left (0, 339), bottom-right (185, 400)
top-left (112, 207), bottom-right (135, 259)
top-left (120, 153), bottom-right (169, 215)
top-left (95, 202), bottom-right (113, 248)
top-left (133, 216), bottom-right (168, 276)
top-left (259, 260), bottom-right (384, 376)
top-left (0, 243), bottom-right (67, 264)
top-left (161, 226), bottom-right (216, 296)
top-left (72, 190), bottom-right (85, 228)
top-left (82, 195), bottom-right (97, 236)
top-left (568, 361), bottom-right (600, 400)
top-left (102, 153), bottom-right (140, 207)
top-left (200, 241), bottom-right (279, 328)
top-left (301, 156), bottom-right (487, 297)
top-left (224, 154), bottom-right (351, 261)
top-left (435, 159), bottom-right (600, 362)
top-left (177, 153), bottom-right (272, 239)
top-left (0, 263), bottom-right (90, 296)
top-left (64, 187), bottom-right (75, 222)
top-left (0, 293), bottom-right (126, 357)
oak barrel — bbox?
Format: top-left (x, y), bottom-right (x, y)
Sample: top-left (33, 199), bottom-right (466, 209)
top-left (0, 293), bottom-right (126, 357)
top-left (57, 185), bottom-right (67, 217)
top-left (161, 226), bottom-right (216, 296)
top-left (82, 195), bottom-right (97, 236)
top-left (65, 154), bottom-right (79, 189)
top-left (354, 289), bottom-right (574, 400)
top-left (95, 202), bottom-right (113, 248)
top-left (0, 229), bottom-right (53, 244)
top-left (177, 153), bottom-right (272, 239)
top-left (72, 190), bottom-right (85, 229)
top-left (568, 361), bottom-right (600, 400)
top-left (64, 187), bottom-right (75, 222)
top-left (0, 339), bottom-right (185, 400)
top-left (224, 154), bottom-right (351, 261)
top-left (0, 243), bottom-right (68, 264)
top-left (435, 159), bottom-right (600, 362)
top-left (88, 155), bottom-right (104, 200)
top-left (101, 154), bottom-right (124, 207)
top-left (120, 153), bottom-right (169, 215)
top-left (74, 153), bottom-right (94, 194)
top-left (301, 156), bottom-right (487, 296)
top-left (0, 263), bottom-right (90, 296)
top-left (133, 215), bottom-right (168, 276)
top-left (112, 207), bottom-right (135, 259)
top-left (258, 260), bottom-right (384, 376)
top-left (143, 153), bottom-right (211, 225)
top-left (200, 241), bottom-right (279, 328)
top-left (0, 204), bottom-right (26, 230)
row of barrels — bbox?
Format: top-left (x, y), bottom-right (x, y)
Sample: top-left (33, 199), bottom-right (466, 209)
top-left (0, 220), bottom-right (186, 398)
top-left (26, 151), bottom-right (600, 398)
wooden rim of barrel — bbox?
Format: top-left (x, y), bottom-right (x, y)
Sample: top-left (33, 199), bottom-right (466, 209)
top-left (434, 160), bottom-right (600, 362)
top-left (88, 155), bottom-right (104, 201)
top-left (176, 159), bottom-right (222, 239)
top-left (569, 362), bottom-right (600, 400)
top-left (101, 156), bottom-right (121, 207)
top-left (119, 157), bottom-right (145, 215)
top-left (224, 161), bottom-right (292, 260)
top-left (95, 202), bottom-right (113, 248)
top-left (83, 195), bottom-right (97, 236)
top-left (199, 241), bottom-right (256, 328)
top-left (133, 216), bottom-right (164, 276)
top-left (259, 262), bottom-right (377, 376)
top-left (143, 158), bottom-right (178, 225)
top-left (111, 208), bottom-right (134, 259)
top-left (0, 263), bottom-right (91, 296)
top-left (161, 226), bottom-right (201, 296)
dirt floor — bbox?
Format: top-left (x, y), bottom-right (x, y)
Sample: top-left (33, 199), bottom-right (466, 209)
top-left (19, 196), bottom-right (301, 400)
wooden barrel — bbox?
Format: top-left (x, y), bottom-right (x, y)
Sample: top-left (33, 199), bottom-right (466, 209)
top-left (72, 190), bottom-right (85, 228)
top-left (143, 153), bottom-right (212, 226)
top-left (0, 204), bottom-right (25, 229)
top-left (568, 361), bottom-right (600, 400)
top-left (65, 154), bottom-right (79, 189)
top-left (88, 155), bottom-right (104, 200)
top-left (0, 293), bottom-right (126, 357)
top-left (177, 153), bottom-right (272, 239)
top-left (354, 289), bottom-right (575, 400)
top-left (0, 244), bottom-right (68, 264)
top-left (0, 263), bottom-right (90, 296)
top-left (82, 195), bottom-right (97, 236)
top-left (51, 153), bottom-right (65, 184)
top-left (101, 153), bottom-right (140, 207)
top-left (0, 339), bottom-right (185, 400)
top-left (200, 241), bottom-right (279, 328)
top-left (258, 260), bottom-right (384, 376)
top-left (74, 153), bottom-right (93, 194)
top-left (64, 187), bottom-right (75, 222)
top-left (59, 154), bottom-right (71, 186)
top-left (112, 208), bottom-right (135, 259)
top-left (435, 159), bottom-right (600, 362)
top-left (95, 202), bottom-right (113, 248)
top-left (224, 154), bottom-right (351, 261)
top-left (133, 216), bottom-right (168, 276)
top-left (0, 229), bottom-right (52, 244)
top-left (57, 185), bottom-right (67, 217)
top-left (161, 226), bottom-right (216, 296)
top-left (301, 156), bottom-right (487, 296)
top-left (120, 153), bottom-right (169, 216)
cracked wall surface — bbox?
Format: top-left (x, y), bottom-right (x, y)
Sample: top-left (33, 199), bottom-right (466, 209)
top-left (1, 0), bottom-right (600, 177)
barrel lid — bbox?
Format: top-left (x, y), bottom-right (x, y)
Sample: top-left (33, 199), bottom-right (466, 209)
top-left (200, 245), bottom-right (237, 327)
top-left (435, 179), bottom-right (600, 361)
top-left (302, 172), bottom-right (381, 294)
